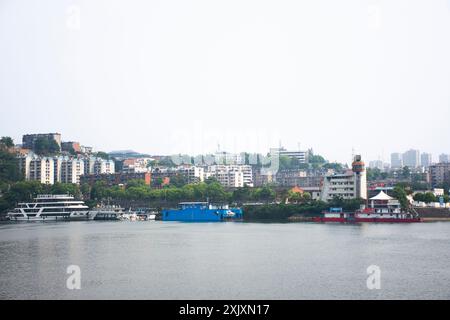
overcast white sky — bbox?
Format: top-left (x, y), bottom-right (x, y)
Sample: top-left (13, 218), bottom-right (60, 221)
top-left (1, 0), bottom-right (449, 164)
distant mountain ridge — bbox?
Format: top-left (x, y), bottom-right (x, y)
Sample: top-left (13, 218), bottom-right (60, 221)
top-left (108, 150), bottom-right (151, 158)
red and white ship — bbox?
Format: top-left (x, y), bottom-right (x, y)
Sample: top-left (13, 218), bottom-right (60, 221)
top-left (313, 191), bottom-right (422, 223)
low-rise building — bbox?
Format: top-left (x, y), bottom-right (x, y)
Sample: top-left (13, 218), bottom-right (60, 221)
top-left (22, 133), bottom-right (62, 151)
top-left (205, 165), bottom-right (253, 187)
top-left (122, 158), bottom-right (153, 173)
top-left (80, 172), bottom-right (151, 187)
top-left (275, 147), bottom-right (309, 163)
top-left (320, 155), bottom-right (367, 201)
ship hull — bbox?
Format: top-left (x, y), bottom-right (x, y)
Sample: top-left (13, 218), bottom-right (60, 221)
top-left (312, 217), bottom-right (347, 223)
top-left (313, 216), bottom-right (422, 223)
top-left (7, 211), bottom-right (93, 222)
top-left (354, 217), bottom-right (422, 223)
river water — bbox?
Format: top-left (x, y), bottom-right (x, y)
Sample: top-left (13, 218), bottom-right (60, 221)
top-left (0, 221), bottom-right (449, 300)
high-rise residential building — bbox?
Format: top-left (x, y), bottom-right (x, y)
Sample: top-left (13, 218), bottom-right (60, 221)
top-left (22, 133), bottom-right (62, 150)
top-left (29, 157), bottom-right (55, 184)
top-left (320, 155), bottom-right (367, 201)
top-left (390, 153), bottom-right (403, 169)
top-left (61, 159), bottom-right (85, 184)
top-left (53, 156), bottom-right (63, 182)
top-left (94, 159), bottom-right (115, 175)
top-left (402, 149), bottom-right (420, 168)
top-left (429, 163), bottom-right (450, 187)
top-left (420, 153), bottom-right (432, 168)
top-left (17, 155), bottom-right (32, 180)
top-left (84, 157), bottom-right (115, 175)
top-left (439, 154), bottom-right (450, 163)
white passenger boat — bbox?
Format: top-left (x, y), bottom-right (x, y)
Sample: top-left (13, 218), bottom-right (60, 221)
top-left (7, 194), bottom-right (92, 221)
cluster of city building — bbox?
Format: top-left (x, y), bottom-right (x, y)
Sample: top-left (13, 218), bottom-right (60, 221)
top-left (367, 149), bottom-right (450, 188)
top-left (12, 133), bottom-right (450, 203)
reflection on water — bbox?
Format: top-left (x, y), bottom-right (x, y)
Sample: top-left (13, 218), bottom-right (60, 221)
top-left (0, 221), bottom-right (450, 300)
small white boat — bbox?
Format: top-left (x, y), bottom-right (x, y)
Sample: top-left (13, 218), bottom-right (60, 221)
top-left (120, 212), bottom-right (138, 221)
top-left (91, 205), bottom-right (124, 221)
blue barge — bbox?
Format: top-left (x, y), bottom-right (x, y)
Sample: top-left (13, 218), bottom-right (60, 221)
top-left (161, 202), bottom-right (243, 222)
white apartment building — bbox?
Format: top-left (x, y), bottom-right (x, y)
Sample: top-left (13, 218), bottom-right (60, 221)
top-left (60, 159), bottom-right (85, 184)
top-left (177, 166), bottom-right (205, 183)
top-left (29, 157), bottom-right (55, 185)
top-left (94, 159), bottom-right (114, 174)
top-left (84, 157), bottom-right (115, 175)
top-left (206, 165), bottom-right (253, 187)
top-left (275, 148), bottom-right (309, 163)
top-left (320, 156), bottom-right (367, 201)
top-left (53, 157), bottom-right (63, 183)
top-left (206, 170), bottom-right (244, 188)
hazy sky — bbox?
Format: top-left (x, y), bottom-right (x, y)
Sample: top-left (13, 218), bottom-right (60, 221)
top-left (1, 0), bottom-right (449, 164)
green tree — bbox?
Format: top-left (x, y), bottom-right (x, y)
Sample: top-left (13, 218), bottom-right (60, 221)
top-left (90, 181), bottom-right (109, 200)
top-left (95, 151), bottom-right (110, 160)
top-left (205, 176), bottom-right (219, 185)
top-left (232, 185), bottom-right (252, 203)
top-left (34, 137), bottom-right (60, 155)
top-left (302, 192), bottom-right (312, 202)
top-left (367, 168), bottom-right (381, 181)
top-left (206, 182), bottom-right (228, 202)
top-left (169, 174), bottom-right (188, 187)
top-left (0, 149), bottom-right (22, 182)
top-left (393, 185), bottom-right (409, 209)
top-left (309, 154), bottom-right (326, 165)
top-left (423, 192), bottom-right (437, 204)
top-left (402, 166), bottom-right (411, 179)
top-left (50, 183), bottom-right (81, 198)
top-left (0, 136), bottom-right (14, 148)
top-left (256, 186), bottom-right (276, 203)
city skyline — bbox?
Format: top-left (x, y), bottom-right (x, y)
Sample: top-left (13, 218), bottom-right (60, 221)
top-left (1, 1), bottom-right (450, 164)
top-left (4, 130), bottom-right (450, 166)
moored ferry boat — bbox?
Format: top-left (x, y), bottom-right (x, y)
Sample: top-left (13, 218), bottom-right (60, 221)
top-left (7, 194), bottom-right (92, 221)
top-left (91, 205), bottom-right (123, 221)
top-left (313, 207), bottom-right (354, 223)
top-left (313, 191), bottom-right (422, 223)
top-left (162, 202), bottom-right (243, 222)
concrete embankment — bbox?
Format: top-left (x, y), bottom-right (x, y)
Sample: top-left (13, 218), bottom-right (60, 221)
top-left (287, 215), bottom-right (315, 222)
top-left (415, 207), bottom-right (450, 222)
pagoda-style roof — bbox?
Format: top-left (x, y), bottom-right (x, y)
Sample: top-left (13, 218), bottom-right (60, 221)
top-left (370, 191), bottom-right (394, 201)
